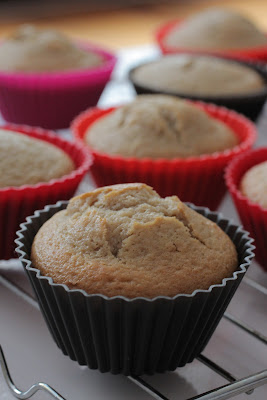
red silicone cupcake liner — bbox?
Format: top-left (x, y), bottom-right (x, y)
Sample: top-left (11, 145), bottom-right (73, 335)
top-left (156, 20), bottom-right (267, 62)
top-left (225, 147), bottom-right (267, 270)
top-left (0, 124), bottom-right (92, 260)
top-left (71, 102), bottom-right (257, 211)
top-left (0, 43), bottom-right (116, 130)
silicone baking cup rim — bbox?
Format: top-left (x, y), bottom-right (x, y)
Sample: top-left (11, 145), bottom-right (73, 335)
top-left (128, 55), bottom-right (267, 102)
top-left (71, 102), bottom-right (257, 166)
top-left (15, 201), bottom-right (255, 374)
top-left (0, 124), bottom-right (92, 194)
top-left (225, 147), bottom-right (267, 213)
top-left (15, 200), bottom-right (255, 302)
top-left (156, 19), bottom-right (267, 60)
top-left (225, 147), bottom-right (267, 270)
top-left (0, 42), bottom-right (117, 89)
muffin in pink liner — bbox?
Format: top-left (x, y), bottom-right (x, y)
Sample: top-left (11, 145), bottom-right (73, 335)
top-left (225, 148), bottom-right (267, 271)
top-left (0, 43), bottom-right (116, 130)
top-left (156, 19), bottom-right (267, 62)
top-left (0, 124), bottom-right (92, 259)
top-left (71, 101), bottom-right (256, 211)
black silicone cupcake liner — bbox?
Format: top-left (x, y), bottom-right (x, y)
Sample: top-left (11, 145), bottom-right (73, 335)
top-left (15, 201), bottom-right (254, 375)
top-left (129, 56), bottom-right (267, 121)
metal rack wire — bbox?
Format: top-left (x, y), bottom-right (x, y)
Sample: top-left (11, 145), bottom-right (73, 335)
top-left (0, 274), bottom-right (266, 400)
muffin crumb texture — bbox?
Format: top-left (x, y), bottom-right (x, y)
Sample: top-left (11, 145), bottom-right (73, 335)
top-left (0, 129), bottom-right (74, 188)
top-left (132, 55), bottom-right (265, 96)
top-left (240, 161), bottom-right (267, 208)
top-left (86, 95), bottom-right (238, 158)
top-left (31, 183), bottom-right (238, 298)
top-left (0, 25), bottom-right (103, 72)
top-left (165, 8), bottom-right (267, 50)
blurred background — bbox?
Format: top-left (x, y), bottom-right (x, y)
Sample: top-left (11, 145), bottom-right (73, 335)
top-left (0, 0), bottom-right (267, 49)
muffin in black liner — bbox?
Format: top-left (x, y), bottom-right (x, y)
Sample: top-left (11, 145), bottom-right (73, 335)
top-left (15, 201), bottom-right (254, 376)
top-left (129, 55), bottom-right (267, 121)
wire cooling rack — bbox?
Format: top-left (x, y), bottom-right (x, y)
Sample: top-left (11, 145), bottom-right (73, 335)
top-left (0, 273), bottom-right (266, 400)
top-left (129, 275), bottom-right (267, 400)
top-left (0, 46), bottom-right (267, 399)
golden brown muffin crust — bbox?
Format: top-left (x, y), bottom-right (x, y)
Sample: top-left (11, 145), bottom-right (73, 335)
top-left (31, 183), bottom-right (238, 298)
top-left (165, 8), bottom-right (267, 50)
top-left (240, 161), bottom-right (267, 208)
top-left (132, 55), bottom-right (265, 96)
top-left (86, 95), bottom-right (238, 159)
top-left (0, 25), bottom-right (102, 72)
top-left (0, 129), bottom-right (74, 188)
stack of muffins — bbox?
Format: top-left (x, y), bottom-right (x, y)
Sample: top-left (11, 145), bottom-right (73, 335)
top-left (1, 7), bottom-right (265, 377)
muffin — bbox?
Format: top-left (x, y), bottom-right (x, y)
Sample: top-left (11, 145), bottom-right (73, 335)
top-left (156, 8), bottom-right (267, 62)
top-left (0, 125), bottom-right (91, 260)
top-left (226, 148), bottom-right (267, 270)
top-left (129, 55), bottom-right (267, 120)
top-left (31, 183), bottom-right (238, 298)
top-left (240, 161), bottom-right (267, 209)
top-left (86, 95), bottom-right (239, 159)
top-left (72, 95), bottom-right (256, 210)
top-left (164, 9), bottom-right (267, 50)
top-left (130, 55), bottom-right (265, 96)
top-left (0, 129), bottom-right (74, 188)
top-left (16, 184), bottom-right (254, 374)
top-left (0, 25), bottom-right (103, 72)
top-left (0, 26), bottom-right (116, 129)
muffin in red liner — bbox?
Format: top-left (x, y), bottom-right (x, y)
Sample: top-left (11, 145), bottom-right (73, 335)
top-left (156, 20), bottom-right (267, 62)
top-left (225, 147), bottom-right (267, 270)
top-left (71, 102), bottom-right (256, 211)
top-left (15, 200), bottom-right (254, 375)
top-left (0, 43), bottom-right (116, 130)
top-left (0, 124), bottom-right (92, 260)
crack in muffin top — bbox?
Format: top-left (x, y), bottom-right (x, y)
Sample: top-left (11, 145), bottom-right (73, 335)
top-left (31, 183), bottom-right (238, 298)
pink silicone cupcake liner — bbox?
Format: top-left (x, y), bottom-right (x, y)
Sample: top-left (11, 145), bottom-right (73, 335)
top-left (71, 102), bottom-right (257, 211)
top-left (156, 20), bottom-right (267, 62)
top-left (0, 43), bottom-right (116, 129)
top-left (225, 147), bottom-right (267, 270)
top-left (0, 124), bottom-right (92, 260)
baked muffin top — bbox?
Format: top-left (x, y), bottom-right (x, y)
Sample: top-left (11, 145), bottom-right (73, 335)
top-left (0, 25), bottom-right (103, 72)
top-left (240, 161), bottom-right (267, 208)
top-left (86, 95), bottom-right (238, 159)
top-left (0, 129), bottom-right (74, 188)
top-left (132, 55), bottom-right (265, 96)
top-left (31, 183), bottom-right (238, 298)
top-left (164, 8), bottom-right (267, 50)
